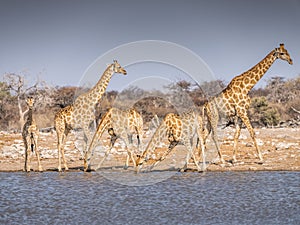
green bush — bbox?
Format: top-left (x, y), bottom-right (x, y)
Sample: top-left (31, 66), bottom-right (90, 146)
top-left (261, 107), bottom-right (280, 127)
top-left (250, 97), bottom-right (280, 127)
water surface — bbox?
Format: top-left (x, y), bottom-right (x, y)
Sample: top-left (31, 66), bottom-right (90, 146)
top-left (0, 171), bottom-right (299, 224)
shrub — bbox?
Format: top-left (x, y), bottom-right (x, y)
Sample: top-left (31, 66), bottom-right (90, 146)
top-left (249, 97), bottom-right (280, 127)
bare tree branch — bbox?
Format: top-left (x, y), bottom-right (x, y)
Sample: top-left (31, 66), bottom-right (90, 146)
top-left (3, 72), bottom-right (51, 131)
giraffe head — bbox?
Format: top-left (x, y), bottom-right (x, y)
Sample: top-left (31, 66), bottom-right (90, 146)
top-left (112, 60), bottom-right (127, 75)
top-left (274, 43), bottom-right (293, 65)
top-left (136, 154), bottom-right (145, 166)
top-left (25, 97), bottom-right (35, 109)
top-left (135, 153), bottom-right (148, 172)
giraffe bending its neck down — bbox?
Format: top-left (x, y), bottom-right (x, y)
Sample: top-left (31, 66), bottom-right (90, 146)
top-left (136, 110), bottom-right (206, 173)
top-left (204, 43), bottom-right (293, 164)
top-left (54, 60), bottom-right (127, 172)
top-left (86, 108), bottom-right (143, 170)
top-left (23, 97), bottom-right (43, 172)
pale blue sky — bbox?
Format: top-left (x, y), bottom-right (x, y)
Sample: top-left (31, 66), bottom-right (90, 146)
top-left (1, 0), bottom-right (299, 90)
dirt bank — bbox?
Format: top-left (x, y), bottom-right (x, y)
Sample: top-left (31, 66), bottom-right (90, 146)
top-left (0, 127), bottom-right (299, 172)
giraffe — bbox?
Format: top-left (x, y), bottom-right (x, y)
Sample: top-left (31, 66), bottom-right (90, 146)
top-left (22, 97), bottom-right (43, 172)
top-left (203, 43), bottom-right (293, 164)
top-left (54, 60), bottom-right (127, 172)
top-left (86, 108), bottom-right (143, 170)
top-left (136, 110), bottom-right (207, 172)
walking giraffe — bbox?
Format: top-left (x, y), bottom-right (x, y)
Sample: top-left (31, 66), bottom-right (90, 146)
top-left (22, 97), bottom-right (43, 172)
top-left (203, 43), bottom-right (293, 164)
top-left (136, 110), bottom-right (207, 172)
top-left (54, 60), bottom-right (127, 172)
top-left (86, 108), bottom-right (143, 170)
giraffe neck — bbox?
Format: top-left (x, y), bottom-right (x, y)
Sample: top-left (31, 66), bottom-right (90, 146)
top-left (26, 107), bottom-right (33, 125)
top-left (227, 50), bottom-right (277, 93)
top-left (87, 109), bottom-right (112, 153)
top-left (87, 64), bottom-right (114, 105)
top-left (141, 119), bottom-right (168, 160)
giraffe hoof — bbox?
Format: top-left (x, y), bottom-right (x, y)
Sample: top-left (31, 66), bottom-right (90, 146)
top-left (84, 166), bottom-right (92, 172)
top-left (229, 159), bottom-right (237, 165)
top-left (179, 168), bottom-right (187, 173)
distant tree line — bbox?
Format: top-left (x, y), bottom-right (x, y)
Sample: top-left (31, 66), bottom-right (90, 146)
top-left (0, 73), bottom-right (299, 131)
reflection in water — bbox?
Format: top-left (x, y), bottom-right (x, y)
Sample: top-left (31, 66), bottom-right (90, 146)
top-left (0, 172), bottom-right (299, 224)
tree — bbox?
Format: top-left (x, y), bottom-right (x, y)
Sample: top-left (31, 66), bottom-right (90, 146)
top-left (265, 76), bottom-right (286, 103)
top-left (0, 82), bottom-right (15, 129)
top-left (3, 73), bottom-right (53, 131)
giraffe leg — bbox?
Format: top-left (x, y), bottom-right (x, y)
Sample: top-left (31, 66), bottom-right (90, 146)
top-left (57, 143), bottom-right (61, 172)
top-left (238, 113), bottom-right (263, 162)
top-left (181, 138), bottom-right (203, 172)
top-left (232, 118), bottom-right (242, 163)
top-left (124, 142), bottom-right (136, 169)
top-left (96, 146), bottom-right (114, 170)
top-left (111, 130), bottom-right (137, 170)
top-left (33, 134), bottom-right (43, 172)
top-left (150, 141), bottom-right (178, 171)
top-left (196, 127), bottom-right (208, 151)
top-left (191, 150), bottom-right (203, 172)
top-left (205, 102), bottom-right (225, 164)
top-left (95, 134), bottom-right (117, 170)
top-left (26, 147), bottom-right (31, 172)
top-left (200, 144), bottom-right (206, 171)
top-left (83, 127), bottom-right (94, 172)
top-left (196, 131), bottom-right (207, 171)
top-left (83, 134), bottom-right (89, 171)
top-left (59, 129), bottom-right (69, 171)
top-left (25, 136), bottom-right (31, 172)
top-left (125, 145), bottom-right (137, 169)
top-left (180, 149), bottom-right (191, 172)
top-left (202, 120), bottom-right (211, 148)
top-left (61, 149), bottom-right (68, 171)
top-left (56, 129), bottom-right (63, 172)
top-left (24, 140), bottom-right (29, 172)
top-left (123, 134), bottom-right (136, 169)
top-left (124, 134), bottom-right (132, 169)
top-left (210, 121), bottom-right (225, 164)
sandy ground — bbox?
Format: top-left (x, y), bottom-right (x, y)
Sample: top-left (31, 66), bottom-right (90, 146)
top-left (0, 127), bottom-right (299, 172)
